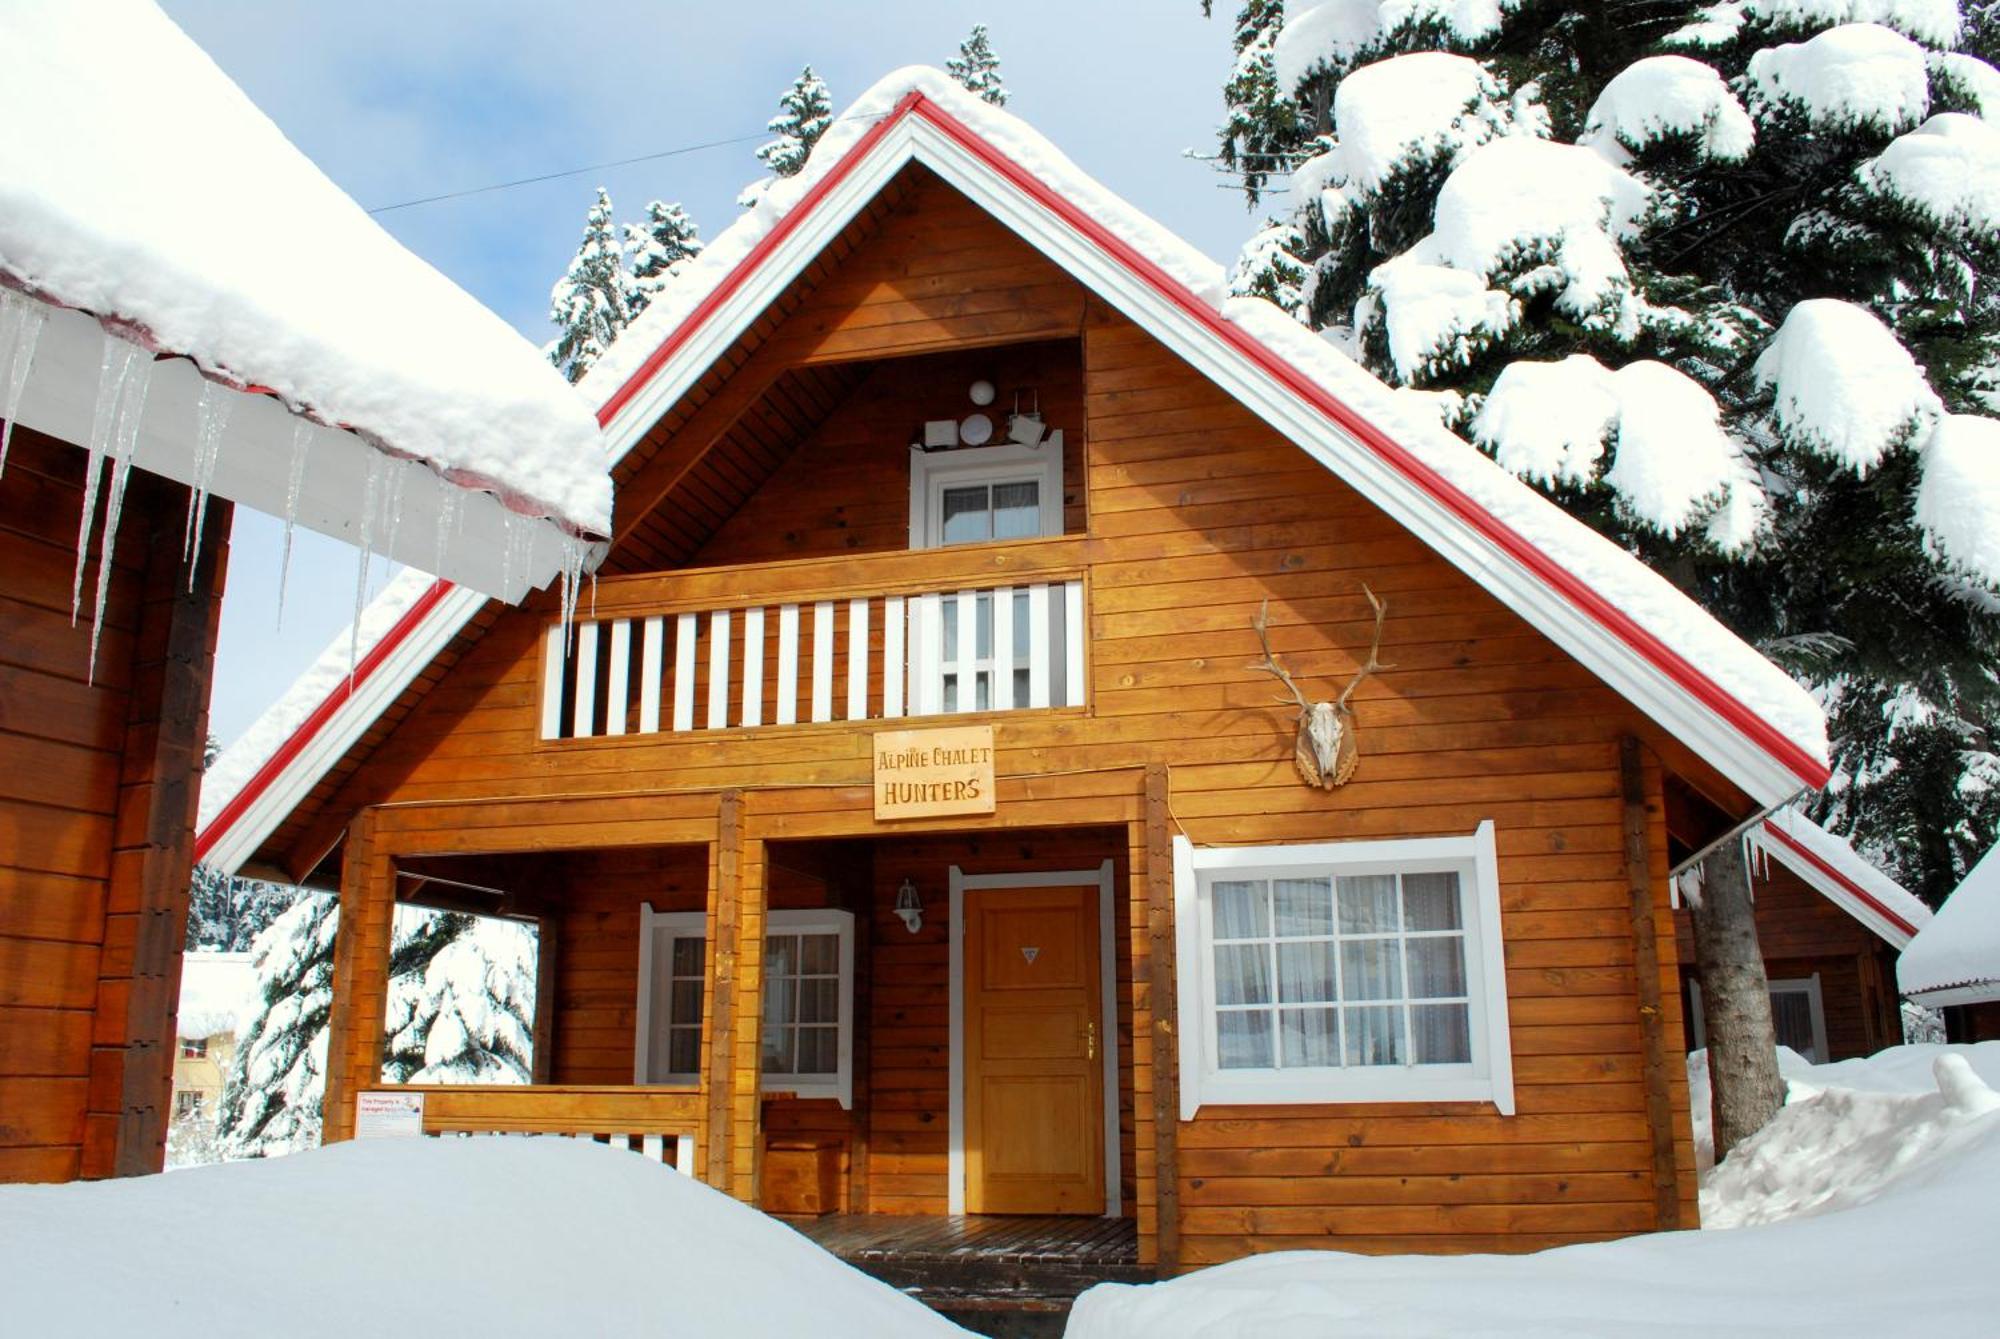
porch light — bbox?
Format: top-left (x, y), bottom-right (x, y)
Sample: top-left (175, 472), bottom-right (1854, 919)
top-left (894, 877), bottom-right (925, 934)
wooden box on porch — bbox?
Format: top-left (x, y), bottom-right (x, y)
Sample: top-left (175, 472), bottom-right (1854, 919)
top-left (763, 1137), bottom-right (844, 1217)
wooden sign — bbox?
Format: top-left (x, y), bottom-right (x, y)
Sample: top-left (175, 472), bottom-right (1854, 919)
top-left (874, 725), bottom-right (996, 820)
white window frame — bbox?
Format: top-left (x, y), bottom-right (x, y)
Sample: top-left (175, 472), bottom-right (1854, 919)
top-left (908, 438), bottom-right (1064, 550)
top-left (634, 905), bottom-right (857, 1109)
top-left (1172, 821), bottom-right (1513, 1119)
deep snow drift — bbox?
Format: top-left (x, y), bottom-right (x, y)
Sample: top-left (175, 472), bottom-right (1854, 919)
top-left (0, 1138), bottom-right (961, 1338)
top-left (1070, 1044), bottom-right (2000, 1337)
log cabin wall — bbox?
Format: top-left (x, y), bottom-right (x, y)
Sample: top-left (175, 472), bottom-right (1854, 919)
top-left (0, 429), bottom-right (228, 1181)
top-left (299, 172), bottom-right (1706, 1264)
top-left (1673, 859), bottom-right (1903, 1060)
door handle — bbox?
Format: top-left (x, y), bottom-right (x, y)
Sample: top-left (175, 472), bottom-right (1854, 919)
top-left (1080, 1020), bottom-right (1097, 1061)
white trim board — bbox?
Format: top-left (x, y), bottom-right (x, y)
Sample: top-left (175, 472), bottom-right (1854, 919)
top-left (948, 861), bottom-right (1121, 1218)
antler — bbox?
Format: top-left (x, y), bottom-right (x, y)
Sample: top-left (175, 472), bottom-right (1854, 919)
top-left (1250, 598), bottom-right (1312, 715)
top-left (1335, 585), bottom-right (1391, 712)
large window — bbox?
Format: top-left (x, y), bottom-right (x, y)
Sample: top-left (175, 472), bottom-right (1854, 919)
top-left (1173, 823), bottom-right (1514, 1116)
top-left (635, 906), bottom-right (856, 1108)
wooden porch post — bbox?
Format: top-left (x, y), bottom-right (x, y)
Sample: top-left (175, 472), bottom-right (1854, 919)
top-left (1619, 738), bottom-right (1685, 1229)
top-left (730, 827), bottom-right (769, 1204)
top-left (531, 915), bottom-right (559, 1085)
top-left (322, 810), bottom-right (394, 1143)
top-left (703, 791), bottom-right (744, 1192)
top-left (1144, 764), bottom-right (1182, 1273)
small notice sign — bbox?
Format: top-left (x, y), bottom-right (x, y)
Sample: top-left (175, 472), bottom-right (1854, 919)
top-left (354, 1090), bottom-right (425, 1139)
top-left (874, 725), bottom-right (997, 820)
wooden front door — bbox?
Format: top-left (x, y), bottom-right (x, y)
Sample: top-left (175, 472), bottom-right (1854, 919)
top-left (964, 884), bottom-right (1105, 1214)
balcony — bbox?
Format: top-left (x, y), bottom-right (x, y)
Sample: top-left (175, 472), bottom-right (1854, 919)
top-left (541, 538), bottom-right (1087, 741)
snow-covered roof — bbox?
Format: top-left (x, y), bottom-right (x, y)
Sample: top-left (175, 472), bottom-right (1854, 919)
top-left (176, 950), bottom-right (256, 1041)
top-left (1752, 810), bottom-right (1931, 949)
top-left (0, 2), bottom-right (611, 597)
top-left (1900, 841), bottom-right (2000, 1004)
top-left (196, 66), bottom-right (1830, 876)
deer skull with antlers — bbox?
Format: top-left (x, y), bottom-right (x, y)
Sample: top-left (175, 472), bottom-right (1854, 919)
top-left (1250, 587), bottom-right (1390, 790)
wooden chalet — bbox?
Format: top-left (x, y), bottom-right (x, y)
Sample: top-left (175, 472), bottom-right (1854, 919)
top-left (0, 5), bottom-right (607, 1184)
top-left (1901, 840), bottom-right (2000, 1042)
top-left (1675, 814), bottom-right (1929, 1064)
top-left (198, 71), bottom-right (1832, 1294)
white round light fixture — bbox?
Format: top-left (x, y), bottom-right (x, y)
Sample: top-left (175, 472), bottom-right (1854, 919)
top-left (968, 379), bottom-right (996, 406)
top-left (959, 412), bottom-right (994, 446)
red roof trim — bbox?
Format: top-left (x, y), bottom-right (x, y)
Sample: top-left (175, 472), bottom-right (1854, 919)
top-left (193, 578), bottom-right (457, 864)
top-left (1761, 821), bottom-right (1920, 941)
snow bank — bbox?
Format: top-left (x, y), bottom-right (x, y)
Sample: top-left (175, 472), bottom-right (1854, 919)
top-left (1745, 0), bottom-right (1962, 47)
top-left (1073, 1045), bottom-right (2000, 1338)
top-left (0, 2), bottom-right (609, 535)
top-left (1753, 298), bottom-right (1942, 472)
top-left (1915, 414), bottom-right (2000, 586)
top-left (175, 950), bottom-right (255, 1040)
top-left (1473, 354), bottom-right (1760, 548)
top-left (1747, 23), bottom-right (1933, 131)
top-left (198, 568), bottom-right (436, 830)
top-left (1860, 112), bottom-right (2000, 233)
top-left (1901, 840), bottom-right (2000, 999)
top-left (1583, 56), bottom-right (1756, 163)
top-left (0, 1139), bottom-right (960, 1338)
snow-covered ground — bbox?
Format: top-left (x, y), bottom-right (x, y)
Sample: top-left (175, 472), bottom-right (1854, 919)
top-left (1071, 1043), bottom-right (2000, 1338)
top-left (0, 1137), bottom-right (961, 1338)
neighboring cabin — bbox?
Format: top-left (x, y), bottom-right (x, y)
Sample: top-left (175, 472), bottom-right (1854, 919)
top-left (169, 950), bottom-right (253, 1136)
top-left (0, 3), bottom-right (607, 1183)
top-left (1674, 813), bottom-right (1930, 1064)
top-left (1900, 840), bottom-right (2000, 1043)
top-left (197, 69), bottom-right (1832, 1293)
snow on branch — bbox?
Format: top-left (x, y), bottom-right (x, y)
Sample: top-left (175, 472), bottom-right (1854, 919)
top-left (1473, 355), bottom-right (1765, 549)
top-left (1272, 0), bottom-right (1525, 97)
top-left (1916, 414), bottom-right (2000, 584)
top-left (1858, 113), bottom-right (2000, 234)
top-left (1929, 52), bottom-right (2000, 118)
top-left (1747, 23), bottom-right (1933, 132)
top-left (1744, 0), bottom-right (1963, 48)
top-left (1582, 56), bottom-right (1756, 163)
top-left (1753, 299), bottom-right (1943, 472)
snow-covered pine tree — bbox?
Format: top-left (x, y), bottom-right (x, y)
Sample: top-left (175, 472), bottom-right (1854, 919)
top-left (547, 187), bottom-right (632, 383)
top-left (623, 200), bottom-right (704, 319)
top-left (755, 67), bottom-right (834, 179)
top-left (1205, 1), bottom-right (1298, 204)
top-left (218, 891), bottom-right (337, 1157)
top-left (948, 24), bottom-right (1010, 105)
top-left (1212, 0), bottom-right (2000, 1154)
top-left (184, 863), bottom-right (300, 951)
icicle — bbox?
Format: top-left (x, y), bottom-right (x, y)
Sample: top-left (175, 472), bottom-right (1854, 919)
top-left (87, 353), bottom-right (155, 680)
top-left (0, 289), bottom-right (48, 479)
top-left (349, 452), bottom-right (385, 682)
top-left (430, 480), bottom-right (459, 581)
top-left (74, 335), bottom-right (143, 625)
top-left (499, 511), bottom-right (523, 605)
top-left (275, 420), bottom-right (312, 627)
top-left (380, 459), bottom-right (410, 570)
top-left (183, 379), bottom-right (233, 573)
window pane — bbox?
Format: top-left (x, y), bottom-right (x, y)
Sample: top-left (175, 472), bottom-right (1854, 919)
top-left (762, 1025), bottom-right (795, 1074)
top-left (1341, 939), bottom-right (1402, 1001)
top-left (764, 976), bottom-right (796, 1028)
top-left (1280, 1008), bottom-right (1340, 1067)
top-left (670, 979), bottom-right (704, 1025)
top-left (800, 933), bottom-right (838, 976)
top-left (1217, 1010), bottom-right (1274, 1069)
top-left (1274, 877), bottom-right (1334, 936)
top-left (670, 935), bottom-right (704, 977)
top-left (1011, 592), bottom-right (1030, 663)
top-left (992, 480), bottom-right (1040, 539)
top-left (1213, 880), bottom-right (1269, 938)
top-left (1277, 940), bottom-right (1337, 1004)
top-left (1771, 988), bottom-right (1815, 1056)
top-left (668, 1026), bottom-right (702, 1076)
top-left (1402, 872), bottom-right (1463, 930)
top-left (799, 978), bottom-right (840, 1025)
top-left (1344, 1005), bottom-right (1404, 1066)
top-left (1405, 937), bottom-right (1467, 999)
top-left (766, 934), bottom-right (797, 980)
top-left (941, 485), bottom-right (991, 544)
top-left (1215, 944), bottom-right (1272, 1006)
top-left (797, 1026), bottom-right (839, 1075)
top-left (1411, 1004), bottom-right (1471, 1064)
top-left (1337, 875), bottom-right (1400, 933)
top-left (975, 592), bottom-right (993, 658)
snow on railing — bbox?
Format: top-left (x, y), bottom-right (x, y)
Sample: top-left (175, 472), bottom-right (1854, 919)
top-left (541, 578), bottom-right (1086, 741)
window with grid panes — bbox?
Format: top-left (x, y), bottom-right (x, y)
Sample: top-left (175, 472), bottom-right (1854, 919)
top-left (1176, 825), bottom-right (1514, 1114)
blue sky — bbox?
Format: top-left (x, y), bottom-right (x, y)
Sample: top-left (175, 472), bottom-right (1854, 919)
top-left (162, 1), bottom-right (1260, 749)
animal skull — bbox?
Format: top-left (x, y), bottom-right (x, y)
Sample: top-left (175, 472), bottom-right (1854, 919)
top-left (1251, 588), bottom-right (1389, 790)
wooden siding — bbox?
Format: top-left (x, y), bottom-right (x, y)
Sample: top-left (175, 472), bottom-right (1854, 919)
top-left (0, 430), bottom-right (227, 1180)
top-left (305, 177), bottom-right (1701, 1266)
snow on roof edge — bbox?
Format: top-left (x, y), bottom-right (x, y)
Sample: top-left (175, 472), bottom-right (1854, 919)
top-left (1900, 841), bottom-right (2000, 999)
top-left (1756, 809), bottom-right (1931, 947)
top-left (583, 66), bottom-right (1827, 776)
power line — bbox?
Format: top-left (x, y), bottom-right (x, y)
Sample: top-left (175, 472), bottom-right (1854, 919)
top-left (364, 112), bottom-right (890, 215)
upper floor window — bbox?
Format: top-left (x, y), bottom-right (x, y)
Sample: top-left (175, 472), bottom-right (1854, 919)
top-left (1172, 823), bottom-right (1514, 1117)
top-left (909, 440), bottom-right (1063, 550)
top-left (180, 1037), bottom-right (208, 1059)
